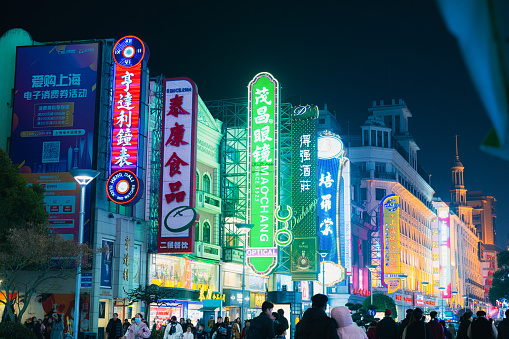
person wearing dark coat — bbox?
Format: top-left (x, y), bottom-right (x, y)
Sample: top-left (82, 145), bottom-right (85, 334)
top-left (404, 308), bottom-right (433, 339)
top-left (428, 312), bottom-right (445, 339)
top-left (294, 294), bottom-right (339, 339)
top-left (277, 309), bottom-right (289, 331)
top-left (399, 309), bottom-right (414, 339)
top-left (375, 309), bottom-right (398, 339)
top-left (456, 312), bottom-right (472, 339)
top-left (106, 313), bottom-right (123, 339)
top-left (249, 301), bottom-right (276, 339)
top-left (497, 309), bottom-right (509, 339)
top-left (439, 320), bottom-right (452, 339)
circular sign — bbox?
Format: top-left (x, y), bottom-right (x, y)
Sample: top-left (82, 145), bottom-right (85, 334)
top-left (113, 36), bottom-right (145, 68)
top-left (164, 206), bottom-right (198, 233)
top-left (107, 170), bottom-right (141, 205)
top-left (318, 135), bottom-right (345, 159)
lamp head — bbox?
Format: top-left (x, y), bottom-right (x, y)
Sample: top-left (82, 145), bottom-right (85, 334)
top-left (235, 223), bottom-right (254, 235)
top-left (69, 169), bottom-right (100, 186)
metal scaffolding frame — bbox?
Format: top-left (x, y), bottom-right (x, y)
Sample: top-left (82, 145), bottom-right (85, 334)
top-left (206, 98), bottom-right (293, 272)
top-left (148, 75), bottom-right (163, 252)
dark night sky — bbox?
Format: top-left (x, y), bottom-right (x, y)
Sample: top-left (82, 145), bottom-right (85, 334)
top-left (2, 0), bottom-right (508, 246)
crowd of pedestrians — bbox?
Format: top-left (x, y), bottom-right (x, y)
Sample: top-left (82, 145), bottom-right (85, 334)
top-left (24, 314), bottom-right (64, 339)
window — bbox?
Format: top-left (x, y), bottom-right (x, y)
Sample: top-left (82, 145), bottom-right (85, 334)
top-left (363, 130), bottom-right (369, 146)
top-left (377, 130), bottom-right (382, 147)
top-left (360, 188), bottom-right (367, 201)
top-left (375, 188), bottom-right (386, 201)
top-left (395, 115), bottom-right (400, 134)
top-left (375, 162), bottom-right (386, 173)
top-left (359, 162), bottom-right (367, 173)
top-left (319, 119), bottom-right (325, 124)
top-left (203, 174), bottom-right (211, 193)
top-left (108, 200), bottom-right (133, 217)
top-left (203, 222), bottom-right (211, 243)
top-left (384, 132), bottom-right (389, 148)
top-left (195, 223), bottom-right (200, 242)
top-left (196, 171), bottom-right (200, 190)
top-left (371, 130), bottom-right (376, 146)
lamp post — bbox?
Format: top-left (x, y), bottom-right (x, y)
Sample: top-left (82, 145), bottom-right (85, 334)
top-left (451, 291), bottom-right (457, 309)
top-left (317, 250), bottom-right (330, 297)
top-left (235, 223), bottom-right (254, 332)
top-left (398, 274), bottom-right (408, 321)
top-left (366, 265), bottom-right (377, 306)
top-left (421, 282), bottom-right (429, 313)
top-left (462, 294), bottom-right (468, 309)
top-left (70, 169), bottom-right (100, 339)
top-left (439, 287), bottom-right (446, 319)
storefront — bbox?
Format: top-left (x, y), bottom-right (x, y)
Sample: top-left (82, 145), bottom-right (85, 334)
top-left (223, 289), bottom-right (251, 320)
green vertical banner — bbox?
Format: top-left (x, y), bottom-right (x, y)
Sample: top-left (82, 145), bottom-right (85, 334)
top-left (290, 105), bottom-right (319, 281)
top-left (247, 72), bottom-right (279, 275)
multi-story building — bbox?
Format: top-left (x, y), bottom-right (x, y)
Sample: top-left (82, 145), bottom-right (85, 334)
top-left (347, 99), bottom-right (436, 317)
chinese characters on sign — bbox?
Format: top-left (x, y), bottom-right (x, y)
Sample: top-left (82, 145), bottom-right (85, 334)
top-left (123, 236), bottom-right (130, 281)
top-left (437, 208), bottom-right (451, 298)
top-left (380, 194), bottom-right (401, 293)
top-left (158, 78), bottom-right (197, 253)
top-left (290, 105), bottom-right (319, 281)
top-left (247, 72), bottom-right (279, 276)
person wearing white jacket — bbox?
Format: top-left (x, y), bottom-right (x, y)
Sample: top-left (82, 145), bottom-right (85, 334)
top-left (164, 316), bottom-right (183, 339)
top-left (331, 306), bottom-right (368, 339)
top-left (182, 326), bottom-right (194, 339)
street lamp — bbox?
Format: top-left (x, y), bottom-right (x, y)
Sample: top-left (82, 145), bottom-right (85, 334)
top-left (451, 291), bottom-right (457, 309)
top-left (235, 223), bottom-right (254, 332)
top-left (70, 169), bottom-right (100, 339)
top-left (439, 287), bottom-right (446, 319)
top-left (366, 265), bottom-right (377, 306)
top-left (317, 250), bottom-right (330, 297)
top-left (462, 294), bottom-right (468, 309)
top-left (421, 282), bottom-right (429, 313)
top-left (398, 274), bottom-right (408, 321)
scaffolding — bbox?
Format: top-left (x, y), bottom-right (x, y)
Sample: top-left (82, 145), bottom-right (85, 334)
top-left (206, 98), bottom-right (293, 272)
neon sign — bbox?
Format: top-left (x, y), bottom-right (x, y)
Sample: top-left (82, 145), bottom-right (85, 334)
top-left (380, 194), bottom-right (401, 293)
top-left (247, 72), bottom-right (279, 275)
top-left (438, 207), bottom-right (451, 298)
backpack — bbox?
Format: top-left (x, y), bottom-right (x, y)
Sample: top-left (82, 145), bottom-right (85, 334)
top-left (471, 317), bottom-right (492, 339)
top-left (247, 318), bottom-right (264, 339)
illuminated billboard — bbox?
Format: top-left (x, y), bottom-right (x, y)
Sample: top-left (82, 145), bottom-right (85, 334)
top-left (290, 105), bottom-right (319, 281)
top-left (380, 194), bottom-right (401, 293)
top-left (316, 131), bottom-right (349, 285)
top-left (107, 36), bottom-right (147, 206)
top-left (158, 78), bottom-right (198, 253)
top-left (247, 72), bottom-right (279, 275)
top-left (10, 42), bottom-right (101, 241)
top-left (437, 207), bottom-right (451, 298)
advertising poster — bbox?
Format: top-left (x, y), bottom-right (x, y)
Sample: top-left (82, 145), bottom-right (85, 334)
top-left (10, 43), bottom-right (101, 242)
top-left (100, 240), bottom-right (114, 288)
top-left (247, 72), bottom-right (280, 276)
top-left (41, 293), bottom-right (91, 334)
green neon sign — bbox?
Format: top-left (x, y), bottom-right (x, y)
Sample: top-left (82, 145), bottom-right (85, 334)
top-left (247, 72), bottom-right (279, 275)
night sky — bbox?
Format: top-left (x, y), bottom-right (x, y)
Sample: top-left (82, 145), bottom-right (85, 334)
top-left (2, 0), bottom-right (508, 247)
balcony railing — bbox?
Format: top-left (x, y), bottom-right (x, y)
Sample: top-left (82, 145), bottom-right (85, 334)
top-left (196, 190), bottom-right (222, 214)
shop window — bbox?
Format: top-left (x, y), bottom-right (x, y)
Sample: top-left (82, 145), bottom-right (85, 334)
top-left (203, 174), bottom-right (211, 193)
top-left (203, 222), bottom-right (211, 243)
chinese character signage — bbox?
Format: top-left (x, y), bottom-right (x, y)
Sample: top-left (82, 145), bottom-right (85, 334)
top-left (316, 131), bottom-right (348, 285)
top-left (380, 194), bottom-right (401, 293)
top-left (432, 212), bottom-right (440, 291)
top-left (10, 43), bottom-right (101, 241)
top-left (290, 105), bottom-right (319, 281)
top-left (107, 36), bottom-right (147, 206)
top-left (158, 78), bottom-right (198, 253)
top-left (437, 207), bottom-right (451, 298)
top-left (247, 72), bottom-right (280, 275)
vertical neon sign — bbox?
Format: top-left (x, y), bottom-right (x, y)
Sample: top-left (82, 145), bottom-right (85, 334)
top-left (438, 207), bottom-right (451, 298)
top-left (380, 194), bottom-right (401, 293)
top-left (247, 72), bottom-right (279, 275)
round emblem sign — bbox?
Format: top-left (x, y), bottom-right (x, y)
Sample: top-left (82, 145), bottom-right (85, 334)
top-left (164, 206), bottom-right (198, 233)
top-left (113, 36), bottom-right (145, 68)
top-left (107, 170), bottom-right (142, 205)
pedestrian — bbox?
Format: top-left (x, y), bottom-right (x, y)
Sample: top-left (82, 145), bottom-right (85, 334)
top-left (248, 300), bottom-right (276, 339)
top-left (331, 306), bottom-right (368, 339)
top-left (439, 320), bottom-right (452, 339)
top-left (50, 314), bottom-right (64, 339)
top-left (123, 319), bottom-right (130, 334)
top-left (277, 309), bottom-right (289, 331)
top-left (467, 310), bottom-right (497, 339)
top-left (33, 319), bottom-right (43, 339)
top-left (456, 312), bottom-right (472, 339)
top-left (182, 325), bottom-right (194, 339)
top-left (399, 310), bottom-right (414, 339)
top-left (196, 324), bottom-right (209, 339)
top-left (275, 323), bottom-right (288, 338)
top-left (45, 317), bottom-right (53, 338)
top-left (224, 316), bottom-right (232, 339)
top-left (211, 316), bottom-right (228, 339)
top-left (241, 320), bottom-right (250, 339)
top-left (185, 319), bottom-right (193, 333)
top-left (367, 321), bottom-right (378, 339)
top-left (427, 312), bottom-right (445, 339)
top-left (124, 313), bottom-right (151, 339)
top-left (446, 324), bottom-right (455, 339)
top-left (106, 312), bottom-right (123, 339)
top-left (497, 309), bottom-right (509, 339)
top-left (375, 309), bottom-right (398, 339)
top-left (403, 308), bottom-right (433, 339)
top-left (294, 294), bottom-right (339, 339)
top-left (272, 312), bottom-right (280, 332)
top-left (232, 317), bottom-right (241, 339)
top-left (164, 315), bottom-right (183, 339)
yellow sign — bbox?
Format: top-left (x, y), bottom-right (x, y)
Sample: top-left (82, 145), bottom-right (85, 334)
top-left (250, 292), bottom-right (265, 308)
top-left (381, 195), bottom-right (401, 293)
top-left (198, 284), bottom-right (225, 302)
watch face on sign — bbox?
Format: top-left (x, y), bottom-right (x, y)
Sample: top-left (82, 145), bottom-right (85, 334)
top-left (164, 206), bottom-right (198, 233)
top-left (113, 36), bottom-right (145, 68)
top-left (106, 170), bottom-right (141, 205)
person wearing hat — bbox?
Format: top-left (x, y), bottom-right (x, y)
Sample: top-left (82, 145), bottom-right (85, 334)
top-left (164, 315), bottom-right (183, 339)
top-left (467, 310), bottom-right (497, 339)
top-left (375, 309), bottom-right (398, 339)
top-left (294, 293), bottom-right (339, 339)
